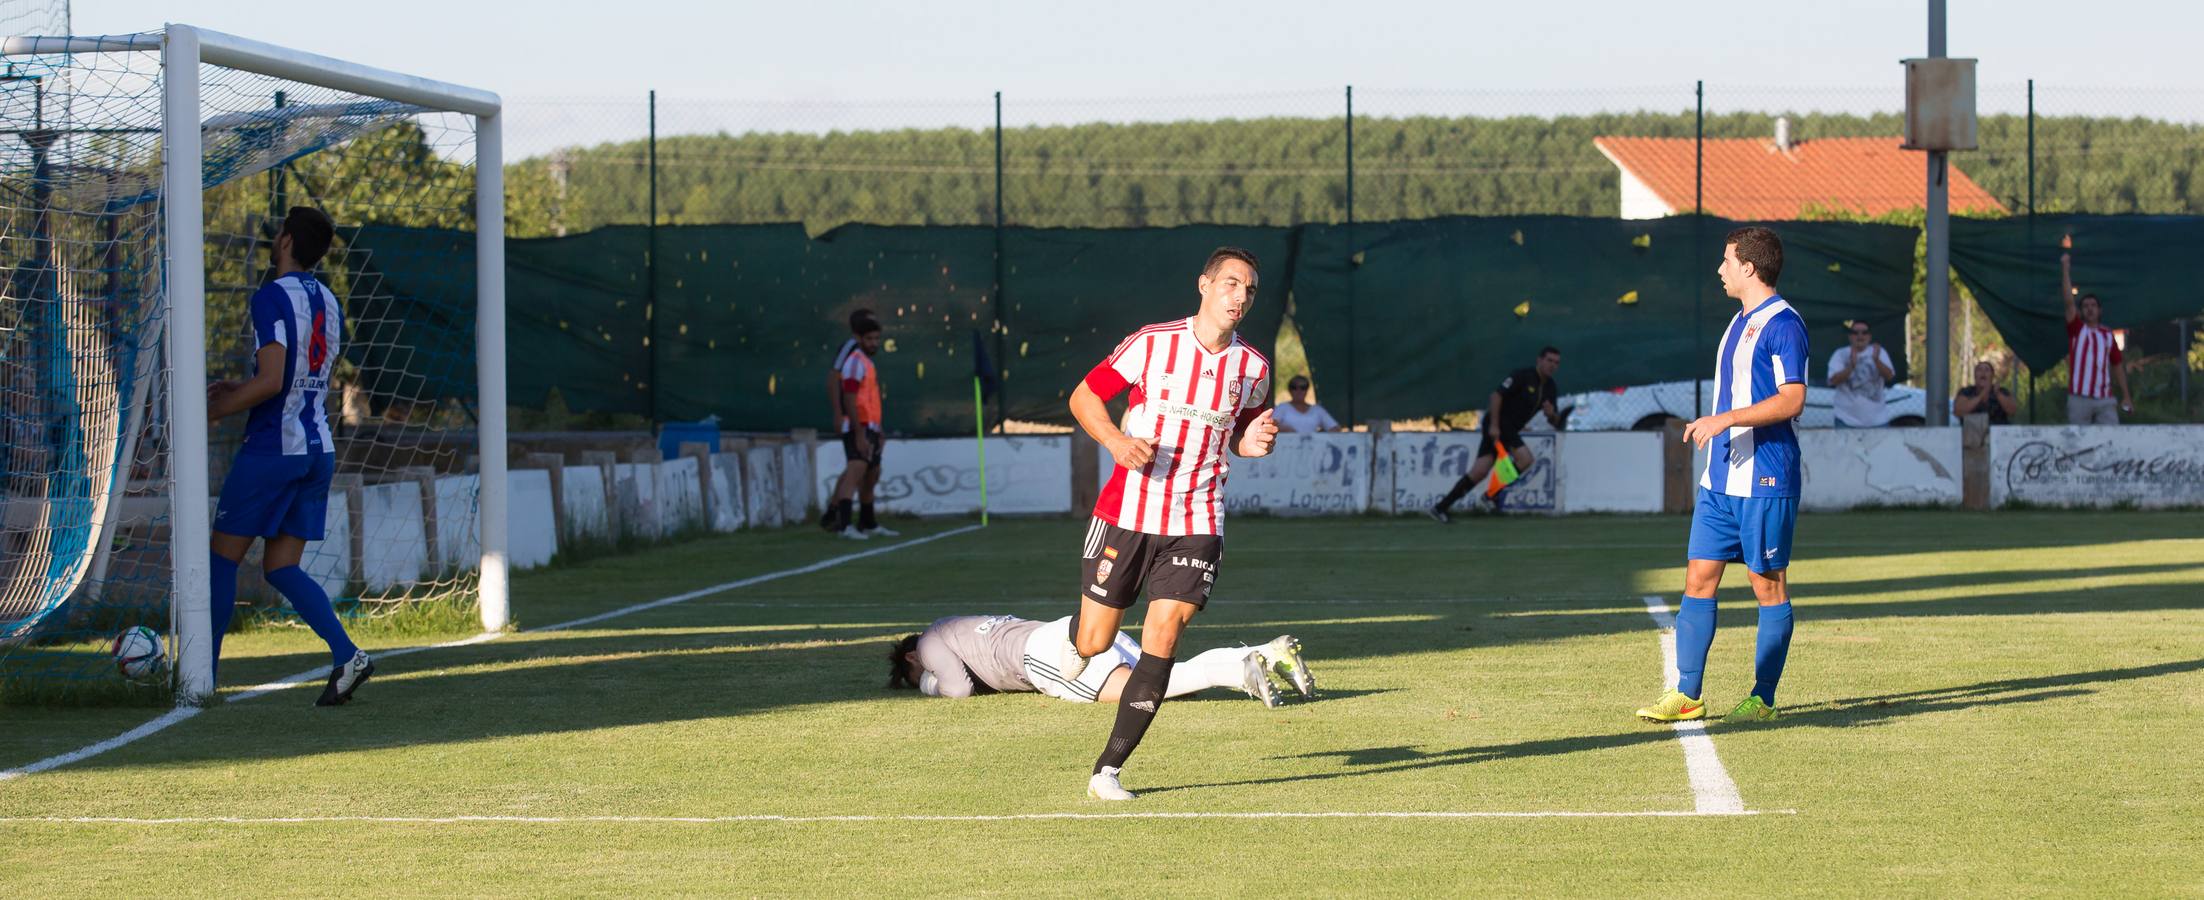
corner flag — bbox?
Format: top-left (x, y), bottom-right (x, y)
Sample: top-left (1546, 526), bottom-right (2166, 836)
top-left (1486, 440), bottom-right (1520, 500)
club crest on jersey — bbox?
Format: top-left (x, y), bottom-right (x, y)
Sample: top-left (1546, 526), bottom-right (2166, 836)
top-left (1743, 326), bottom-right (1761, 340)
top-left (1759, 476), bottom-right (1777, 487)
top-left (1095, 558), bottom-right (1114, 582)
top-left (1226, 380), bottom-right (1243, 407)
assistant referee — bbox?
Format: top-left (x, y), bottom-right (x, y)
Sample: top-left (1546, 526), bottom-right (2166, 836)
top-left (1431, 346), bottom-right (1560, 522)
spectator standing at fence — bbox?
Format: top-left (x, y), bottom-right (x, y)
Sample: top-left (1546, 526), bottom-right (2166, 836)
top-left (1272, 375), bottom-right (1342, 433)
top-left (2061, 244), bottom-right (2132, 424)
top-left (1429, 347), bottom-right (1560, 522)
top-left (1953, 360), bottom-right (2017, 425)
top-left (822, 310), bottom-right (897, 539)
top-left (1825, 321), bottom-right (1894, 428)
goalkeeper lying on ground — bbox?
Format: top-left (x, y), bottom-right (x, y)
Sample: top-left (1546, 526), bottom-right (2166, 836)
top-left (887, 615), bottom-right (1313, 708)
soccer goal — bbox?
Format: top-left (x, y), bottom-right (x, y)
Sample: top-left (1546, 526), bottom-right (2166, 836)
top-left (0, 24), bottom-right (507, 703)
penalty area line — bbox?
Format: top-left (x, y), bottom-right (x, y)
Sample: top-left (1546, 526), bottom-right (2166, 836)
top-left (1641, 595), bottom-right (1747, 815)
top-left (0, 525), bottom-right (984, 784)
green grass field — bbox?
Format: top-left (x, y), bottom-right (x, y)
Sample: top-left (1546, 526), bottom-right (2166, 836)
top-left (3, 510), bottom-right (2200, 896)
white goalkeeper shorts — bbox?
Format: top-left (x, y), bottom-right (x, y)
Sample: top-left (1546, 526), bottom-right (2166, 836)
top-left (1021, 615), bottom-right (1138, 704)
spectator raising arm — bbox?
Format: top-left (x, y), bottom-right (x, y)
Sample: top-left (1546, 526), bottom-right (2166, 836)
top-left (2061, 242), bottom-right (2078, 324)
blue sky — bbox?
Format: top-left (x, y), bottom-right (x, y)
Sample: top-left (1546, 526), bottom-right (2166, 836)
top-left (70, 1), bottom-right (2200, 98)
top-left (62, 1), bottom-right (2204, 156)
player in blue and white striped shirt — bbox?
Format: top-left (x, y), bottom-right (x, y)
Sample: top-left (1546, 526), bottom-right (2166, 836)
top-left (205, 206), bottom-right (373, 706)
top-left (1638, 226), bottom-right (1803, 725)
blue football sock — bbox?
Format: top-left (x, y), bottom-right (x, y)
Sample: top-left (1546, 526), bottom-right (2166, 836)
top-left (208, 552), bottom-right (240, 685)
top-left (1674, 596), bottom-right (1717, 699)
top-left (265, 566), bottom-right (358, 667)
top-left (1752, 602), bottom-right (1794, 707)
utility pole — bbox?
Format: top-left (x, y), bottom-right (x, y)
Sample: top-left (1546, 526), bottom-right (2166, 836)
top-left (1923, 0), bottom-right (1952, 425)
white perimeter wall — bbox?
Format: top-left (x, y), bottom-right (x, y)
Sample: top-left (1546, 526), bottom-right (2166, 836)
top-left (1798, 428), bottom-right (1962, 510)
top-left (818, 436), bottom-right (1073, 516)
top-left (289, 425), bottom-right (2199, 608)
top-left (1224, 433), bottom-right (1372, 516)
top-left (1096, 431), bottom-right (1662, 516)
top-left (1990, 425), bottom-right (2204, 508)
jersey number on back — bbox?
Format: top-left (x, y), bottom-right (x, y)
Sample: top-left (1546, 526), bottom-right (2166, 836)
top-left (308, 308), bottom-right (330, 371)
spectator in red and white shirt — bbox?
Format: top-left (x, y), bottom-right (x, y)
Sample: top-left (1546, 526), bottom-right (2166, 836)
top-left (1058, 246), bottom-right (1278, 802)
top-left (2061, 245), bottom-right (2132, 424)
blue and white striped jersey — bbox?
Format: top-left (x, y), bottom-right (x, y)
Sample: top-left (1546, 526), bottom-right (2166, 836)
top-left (1699, 294), bottom-right (1808, 498)
top-left (241, 272), bottom-right (342, 456)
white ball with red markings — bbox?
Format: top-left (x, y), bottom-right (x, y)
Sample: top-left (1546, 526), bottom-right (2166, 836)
top-left (110, 626), bottom-right (164, 680)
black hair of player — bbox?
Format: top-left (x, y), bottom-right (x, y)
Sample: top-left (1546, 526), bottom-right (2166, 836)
top-left (1723, 225), bottom-right (1784, 287)
top-left (1287, 375), bottom-right (1311, 390)
top-left (885, 633), bottom-right (920, 689)
top-left (1202, 246), bottom-right (1260, 288)
top-left (850, 309), bottom-right (882, 336)
top-left (281, 206), bottom-right (336, 270)
top-left (1539, 346), bottom-right (1560, 359)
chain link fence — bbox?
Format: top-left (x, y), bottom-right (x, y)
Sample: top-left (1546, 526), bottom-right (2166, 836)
top-left (497, 84), bottom-right (2204, 429)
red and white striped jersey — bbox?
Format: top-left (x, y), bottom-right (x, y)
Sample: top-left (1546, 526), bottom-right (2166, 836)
top-left (2066, 318), bottom-right (2123, 399)
top-left (1084, 317), bottom-right (1271, 536)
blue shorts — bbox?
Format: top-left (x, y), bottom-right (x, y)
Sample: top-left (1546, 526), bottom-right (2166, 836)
top-left (214, 451), bottom-right (335, 540)
top-left (1686, 487), bottom-right (1798, 574)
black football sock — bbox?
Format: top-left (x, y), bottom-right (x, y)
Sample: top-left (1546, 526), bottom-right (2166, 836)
top-left (859, 501), bottom-right (878, 530)
top-left (1094, 652), bottom-right (1175, 774)
top-left (1436, 475), bottom-right (1477, 511)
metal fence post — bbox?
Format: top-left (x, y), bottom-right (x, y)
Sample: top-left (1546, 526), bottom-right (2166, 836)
top-left (1344, 84), bottom-right (1357, 425)
top-left (1693, 80), bottom-right (1705, 418)
top-left (647, 89), bottom-right (659, 425)
top-left (993, 91), bottom-right (1007, 429)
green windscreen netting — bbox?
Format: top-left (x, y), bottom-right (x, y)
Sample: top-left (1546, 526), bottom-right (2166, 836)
top-left (996, 225), bottom-right (1292, 423)
top-left (504, 226), bottom-right (653, 416)
top-left (1950, 214), bottom-right (2204, 371)
top-left (343, 226), bottom-right (483, 418)
top-left (1290, 216), bottom-right (1920, 422)
top-left (654, 223), bottom-right (995, 435)
top-left (361, 216), bottom-right (1928, 433)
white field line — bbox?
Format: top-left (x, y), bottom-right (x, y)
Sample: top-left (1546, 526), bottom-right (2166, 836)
top-left (0, 809), bottom-right (1789, 826)
top-left (1229, 538), bottom-right (2188, 553)
top-left (1640, 595), bottom-right (1747, 815)
top-left (0, 707), bottom-right (203, 781)
top-left (0, 525), bottom-right (984, 783)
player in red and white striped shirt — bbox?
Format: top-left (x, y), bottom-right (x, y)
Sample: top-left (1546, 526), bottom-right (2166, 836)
top-left (1061, 246), bottom-right (1279, 801)
top-left (2061, 246), bottom-right (2132, 424)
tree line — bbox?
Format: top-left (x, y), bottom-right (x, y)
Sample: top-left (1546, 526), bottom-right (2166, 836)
top-left (501, 110), bottom-right (2204, 237)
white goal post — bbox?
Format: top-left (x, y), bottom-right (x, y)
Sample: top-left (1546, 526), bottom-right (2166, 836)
top-left (1, 24), bottom-right (508, 702)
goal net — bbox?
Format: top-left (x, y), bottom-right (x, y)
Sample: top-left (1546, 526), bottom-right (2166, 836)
top-left (0, 24), bottom-right (508, 703)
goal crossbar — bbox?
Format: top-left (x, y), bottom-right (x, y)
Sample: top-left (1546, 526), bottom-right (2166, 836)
top-left (3, 27), bottom-right (499, 117)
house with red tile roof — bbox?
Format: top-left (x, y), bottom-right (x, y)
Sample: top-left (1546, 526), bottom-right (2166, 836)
top-left (1593, 120), bottom-right (2006, 220)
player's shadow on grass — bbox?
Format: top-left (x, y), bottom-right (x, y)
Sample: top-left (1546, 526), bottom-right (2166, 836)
top-left (1470, 577), bottom-right (2204, 656)
top-left (65, 616), bottom-right (1387, 773)
top-left (1765, 560), bottom-right (2204, 602)
top-left (1140, 657), bottom-right (2204, 796)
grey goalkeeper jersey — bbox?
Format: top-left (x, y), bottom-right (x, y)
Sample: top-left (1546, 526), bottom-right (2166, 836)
top-left (915, 615), bottom-right (1045, 698)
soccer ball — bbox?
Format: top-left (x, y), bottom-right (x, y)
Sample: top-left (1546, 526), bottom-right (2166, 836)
top-left (110, 626), bottom-right (165, 680)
